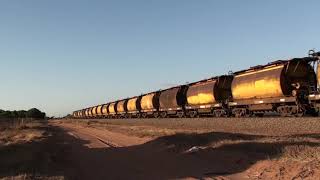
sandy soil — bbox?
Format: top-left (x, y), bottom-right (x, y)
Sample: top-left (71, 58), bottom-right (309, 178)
top-left (50, 118), bottom-right (320, 180)
top-left (1, 118), bottom-right (320, 180)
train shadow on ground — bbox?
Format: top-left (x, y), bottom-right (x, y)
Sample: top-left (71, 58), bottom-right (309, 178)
top-left (1, 125), bottom-right (320, 180)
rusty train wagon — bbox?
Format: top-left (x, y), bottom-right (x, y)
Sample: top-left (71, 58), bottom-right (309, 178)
top-left (96, 105), bottom-right (103, 118)
top-left (86, 108), bottom-right (90, 118)
top-left (140, 92), bottom-right (161, 118)
top-left (116, 99), bottom-right (128, 118)
top-left (159, 86), bottom-right (188, 118)
top-left (75, 110), bottom-right (80, 118)
top-left (84, 108), bottom-right (89, 118)
top-left (72, 111), bottom-right (78, 118)
top-left (186, 75), bottom-right (233, 118)
top-left (77, 111), bottom-right (82, 118)
top-left (101, 104), bottom-right (109, 118)
top-left (229, 57), bottom-right (317, 117)
top-left (91, 106), bottom-right (98, 118)
top-left (77, 110), bottom-right (82, 119)
top-left (81, 109), bottom-right (86, 118)
top-left (82, 109), bottom-right (87, 118)
top-left (126, 96), bottom-right (141, 118)
top-left (108, 102), bottom-right (117, 118)
top-left (88, 107), bottom-right (93, 118)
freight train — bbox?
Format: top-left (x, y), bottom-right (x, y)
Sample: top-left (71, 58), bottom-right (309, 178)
top-left (72, 50), bottom-right (320, 118)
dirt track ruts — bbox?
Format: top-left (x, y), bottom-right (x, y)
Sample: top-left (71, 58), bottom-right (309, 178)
top-left (55, 122), bottom-right (150, 148)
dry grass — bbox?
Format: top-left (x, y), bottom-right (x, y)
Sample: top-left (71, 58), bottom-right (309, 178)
top-left (0, 121), bottom-right (66, 180)
top-left (0, 122), bottom-right (45, 146)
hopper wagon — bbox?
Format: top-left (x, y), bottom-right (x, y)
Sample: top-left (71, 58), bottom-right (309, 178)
top-left (139, 92), bottom-right (161, 118)
top-left (229, 56), bottom-right (317, 117)
top-left (158, 85), bottom-right (188, 118)
top-left (185, 75), bottom-right (233, 117)
top-left (126, 96), bottom-right (142, 118)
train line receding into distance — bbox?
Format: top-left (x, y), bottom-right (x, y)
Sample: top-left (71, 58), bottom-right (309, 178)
top-left (73, 50), bottom-right (320, 118)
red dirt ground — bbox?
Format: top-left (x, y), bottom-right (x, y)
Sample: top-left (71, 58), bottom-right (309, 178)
top-left (48, 117), bottom-right (320, 180)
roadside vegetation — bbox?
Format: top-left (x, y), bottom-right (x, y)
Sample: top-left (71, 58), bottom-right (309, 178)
top-left (0, 121), bottom-right (67, 180)
top-left (0, 108), bottom-right (46, 120)
top-left (0, 109), bottom-right (66, 180)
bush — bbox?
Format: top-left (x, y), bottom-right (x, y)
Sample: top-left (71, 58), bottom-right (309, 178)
top-left (26, 108), bottom-right (46, 119)
top-left (0, 108), bottom-right (46, 120)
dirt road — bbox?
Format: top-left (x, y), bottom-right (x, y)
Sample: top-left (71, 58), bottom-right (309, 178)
top-left (50, 118), bottom-right (320, 180)
top-left (53, 122), bottom-right (230, 180)
top-left (59, 123), bottom-right (149, 148)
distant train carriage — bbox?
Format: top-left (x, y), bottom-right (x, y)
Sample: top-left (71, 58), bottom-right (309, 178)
top-left (92, 106), bottom-right (98, 118)
top-left (85, 108), bottom-right (90, 118)
top-left (78, 110), bottom-right (83, 118)
top-left (108, 102), bottom-right (117, 118)
top-left (72, 111), bottom-right (77, 118)
top-left (126, 96), bottom-right (141, 118)
top-left (159, 86), bottom-right (188, 118)
top-left (96, 105), bottom-right (103, 118)
top-left (140, 92), bottom-right (160, 118)
top-left (87, 107), bottom-right (93, 118)
top-left (101, 104), bottom-right (109, 118)
top-left (80, 109), bottom-right (85, 118)
top-left (186, 75), bottom-right (233, 117)
top-left (116, 99), bottom-right (128, 118)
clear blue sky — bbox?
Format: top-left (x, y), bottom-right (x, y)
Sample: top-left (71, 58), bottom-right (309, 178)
top-left (0, 0), bottom-right (319, 117)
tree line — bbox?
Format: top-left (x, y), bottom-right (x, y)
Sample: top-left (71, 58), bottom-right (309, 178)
top-left (0, 108), bottom-right (46, 120)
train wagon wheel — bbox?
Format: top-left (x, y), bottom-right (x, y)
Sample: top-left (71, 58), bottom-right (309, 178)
top-left (213, 109), bottom-right (227, 117)
top-left (177, 111), bottom-right (185, 118)
top-left (277, 106), bottom-right (287, 117)
top-left (277, 105), bottom-right (304, 117)
top-left (141, 113), bottom-right (147, 118)
top-left (233, 108), bottom-right (249, 118)
top-left (294, 108), bottom-right (305, 117)
top-left (160, 112), bottom-right (167, 118)
top-left (213, 110), bottom-right (220, 117)
top-left (188, 111), bottom-right (197, 118)
top-left (136, 113), bottom-right (141, 119)
top-left (153, 112), bottom-right (159, 118)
